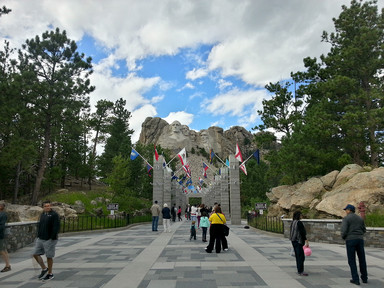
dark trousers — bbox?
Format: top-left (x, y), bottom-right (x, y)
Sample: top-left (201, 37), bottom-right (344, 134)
top-left (202, 227), bottom-right (207, 241)
top-left (346, 239), bottom-right (368, 283)
top-left (206, 224), bottom-right (223, 253)
top-left (292, 240), bottom-right (305, 273)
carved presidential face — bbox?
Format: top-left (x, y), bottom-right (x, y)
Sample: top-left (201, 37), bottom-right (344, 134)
top-left (180, 125), bottom-right (189, 136)
top-left (170, 121), bottom-right (182, 134)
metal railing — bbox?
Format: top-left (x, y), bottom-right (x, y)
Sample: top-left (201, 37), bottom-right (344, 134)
top-left (60, 214), bottom-right (152, 233)
top-left (247, 214), bottom-right (284, 234)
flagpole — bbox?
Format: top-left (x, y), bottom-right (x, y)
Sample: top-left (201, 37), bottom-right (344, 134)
top-left (242, 149), bottom-right (260, 165)
top-left (132, 148), bottom-right (152, 167)
top-left (214, 153), bottom-right (229, 167)
top-left (166, 154), bottom-right (178, 166)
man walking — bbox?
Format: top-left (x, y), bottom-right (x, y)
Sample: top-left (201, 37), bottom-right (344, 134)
top-left (0, 203), bottom-right (11, 272)
top-left (33, 201), bottom-right (60, 281)
top-left (341, 204), bottom-right (368, 285)
top-left (151, 200), bottom-right (161, 231)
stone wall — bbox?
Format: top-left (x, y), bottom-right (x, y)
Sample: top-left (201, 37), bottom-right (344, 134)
top-left (282, 219), bottom-right (384, 248)
top-left (5, 222), bottom-right (38, 252)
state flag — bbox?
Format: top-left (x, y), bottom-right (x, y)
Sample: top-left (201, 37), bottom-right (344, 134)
top-left (178, 148), bottom-right (187, 166)
top-left (130, 149), bottom-right (139, 160)
top-left (235, 143), bottom-right (243, 162)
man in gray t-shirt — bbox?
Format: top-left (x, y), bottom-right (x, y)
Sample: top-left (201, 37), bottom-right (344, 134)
top-left (341, 204), bottom-right (368, 285)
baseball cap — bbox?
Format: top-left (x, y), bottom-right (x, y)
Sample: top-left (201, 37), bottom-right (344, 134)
top-left (343, 204), bottom-right (355, 212)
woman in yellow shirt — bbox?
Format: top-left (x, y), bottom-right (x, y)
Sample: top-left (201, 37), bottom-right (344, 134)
top-left (205, 205), bottom-right (226, 253)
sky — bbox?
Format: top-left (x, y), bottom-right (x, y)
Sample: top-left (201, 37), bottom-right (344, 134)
top-left (2, 0), bottom-right (384, 144)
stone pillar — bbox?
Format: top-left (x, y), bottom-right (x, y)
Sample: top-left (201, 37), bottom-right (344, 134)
top-left (153, 155), bottom-right (164, 222)
top-left (163, 163), bottom-right (172, 209)
top-left (220, 167), bottom-right (229, 217)
top-left (229, 154), bottom-right (241, 225)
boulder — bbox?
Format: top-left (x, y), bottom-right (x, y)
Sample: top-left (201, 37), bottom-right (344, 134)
top-left (316, 167), bottom-right (384, 217)
top-left (267, 165), bottom-right (384, 218)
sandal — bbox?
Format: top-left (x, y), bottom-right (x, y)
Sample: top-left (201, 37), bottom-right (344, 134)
top-left (1, 266), bottom-right (11, 272)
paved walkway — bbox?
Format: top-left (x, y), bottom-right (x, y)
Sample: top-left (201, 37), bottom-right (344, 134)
top-left (1, 219), bottom-right (383, 288)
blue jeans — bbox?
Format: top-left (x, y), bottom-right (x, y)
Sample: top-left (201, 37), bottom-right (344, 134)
top-left (152, 216), bottom-right (159, 231)
top-left (292, 241), bottom-right (305, 273)
top-left (346, 238), bottom-right (368, 283)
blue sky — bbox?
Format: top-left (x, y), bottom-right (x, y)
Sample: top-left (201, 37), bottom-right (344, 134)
top-left (2, 0), bottom-right (383, 143)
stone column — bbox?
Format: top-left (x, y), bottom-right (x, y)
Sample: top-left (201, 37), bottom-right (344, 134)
top-left (229, 154), bottom-right (241, 225)
top-left (220, 167), bottom-right (229, 217)
top-left (163, 163), bottom-right (172, 209)
top-left (153, 155), bottom-right (164, 222)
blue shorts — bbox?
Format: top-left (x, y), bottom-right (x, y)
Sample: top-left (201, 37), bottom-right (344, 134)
top-left (33, 238), bottom-right (58, 258)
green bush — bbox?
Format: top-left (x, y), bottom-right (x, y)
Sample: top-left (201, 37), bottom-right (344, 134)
top-left (365, 212), bottom-right (384, 227)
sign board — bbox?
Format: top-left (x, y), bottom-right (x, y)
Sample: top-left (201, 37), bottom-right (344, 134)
top-left (255, 202), bottom-right (267, 210)
top-left (107, 203), bottom-right (119, 211)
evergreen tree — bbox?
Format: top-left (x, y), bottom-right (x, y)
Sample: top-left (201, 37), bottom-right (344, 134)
top-left (18, 28), bottom-right (94, 204)
top-left (97, 98), bottom-right (133, 179)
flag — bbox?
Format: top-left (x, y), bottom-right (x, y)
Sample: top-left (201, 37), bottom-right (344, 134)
top-left (202, 168), bottom-right (207, 178)
top-left (225, 159), bottom-right (230, 167)
top-left (253, 149), bottom-right (260, 165)
top-left (203, 162), bottom-right (209, 172)
top-left (130, 148), bottom-right (139, 160)
top-left (154, 145), bottom-right (159, 161)
top-left (177, 148), bottom-right (187, 166)
top-left (147, 163), bottom-right (153, 177)
top-left (186, 178), bottom-right (192, 186)
top-left (239, 162), bottom-right (247, 175)
top-left (209, 149), bottom-right (215, 164)
top-left (199, 177), bottom-right (203, 184)
top-left (235, 143), bottom-right (243, 162)
top-left (183, 164), bottom-right (191, 177)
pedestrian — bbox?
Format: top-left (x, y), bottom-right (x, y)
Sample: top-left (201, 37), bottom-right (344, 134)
top-left (171, 203), bottom-right (177, 222)
top-left (199, 211), bottom-right (210, 242)
top-left (205, 205), bottom-right (226, 253)
top-left (190, 220), bottom-right (197, 240)
top-left (33, 201), bottom-right (60, 281)
top-left (289, 210), bottom-right (309, 276)
top-left (191, 204), bottom-right (197, 222)
top-left (162, 203), bottom-right (171, 233)
top-left (0, 202), bottom-right (11, 272)
top-left (177, 206), bottom-right (182, 221)
top-left (151, 200), bottom-right (161, 231)
top-left (196, 204), bottom-right (202, 227)
top-left (341, 204), bottom-right (368, 285)
top-left (185, 204), bottom-right (191, 220)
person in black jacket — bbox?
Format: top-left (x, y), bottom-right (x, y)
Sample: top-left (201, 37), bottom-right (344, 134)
top-left (289, 211), bottom-right (309, 276)
top-left (32, 201), bottom-right (60, 281)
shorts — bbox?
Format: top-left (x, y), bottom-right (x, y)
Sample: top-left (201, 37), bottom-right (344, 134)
top-left (33, 238), bottom-right (58, 258)
top-left (0, 238), bottom-right (6, 251)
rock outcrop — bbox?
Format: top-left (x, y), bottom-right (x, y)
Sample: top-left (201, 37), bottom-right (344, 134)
top-left (267, 164), bottom-right (384, 218)
top-left (139, 117), bottom-right (256, 158)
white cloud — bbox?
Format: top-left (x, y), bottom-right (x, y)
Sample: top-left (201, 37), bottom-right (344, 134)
top-left (163, 111), bottom-right (194, 126)
top-left (1, 0), bottom-right (361, 86)
top-left (186, 68), bottom-right (208, 80)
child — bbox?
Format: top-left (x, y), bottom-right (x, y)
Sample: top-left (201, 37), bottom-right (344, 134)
top-left (199, 212), bottom-right (210, 242)
top-left (190, 220), bottom-right (197, 240)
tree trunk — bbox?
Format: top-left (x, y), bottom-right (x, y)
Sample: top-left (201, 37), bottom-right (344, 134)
top-left (13, 161), bottom-right (22, 204)
top-left (31, 120), bottom-right (51, 205)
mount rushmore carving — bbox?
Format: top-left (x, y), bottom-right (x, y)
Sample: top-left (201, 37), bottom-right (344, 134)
top-left (138, 117), bottom-right (256, 158)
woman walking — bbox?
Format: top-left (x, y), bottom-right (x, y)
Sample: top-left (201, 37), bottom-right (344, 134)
top-left (205, 206), bottom-right (226, 253)
top-left (289, 211), bottom-right (309, 276)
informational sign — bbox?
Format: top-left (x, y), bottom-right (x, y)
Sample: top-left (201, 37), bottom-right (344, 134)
top-left (255, 202), bottom-right (267, 210)
top-left (107, 203), bottom-right (119, 211)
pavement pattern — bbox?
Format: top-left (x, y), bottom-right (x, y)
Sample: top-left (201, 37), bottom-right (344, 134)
top-left (0, 219), bottom-right (383, 288)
